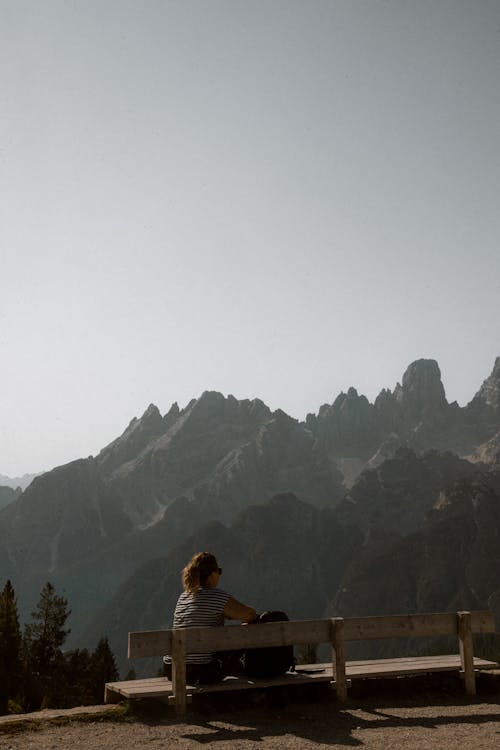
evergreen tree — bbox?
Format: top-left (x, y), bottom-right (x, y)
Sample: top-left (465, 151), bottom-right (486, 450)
top-left (23, 582), bottom-right (71, 709)
top-left (0, 580), bottom-right (22, 714)
top-left (57, 648), bottom-right (92, 708)
top-left (0, 651), bottom-right (7, 715)
top-left (88, 638), bottom-right (119, 704)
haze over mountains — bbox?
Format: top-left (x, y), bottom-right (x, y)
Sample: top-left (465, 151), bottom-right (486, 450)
top-left (0, 473), bottom-right (38, 492)
top-left (1, 357), bottom-right (500, 673)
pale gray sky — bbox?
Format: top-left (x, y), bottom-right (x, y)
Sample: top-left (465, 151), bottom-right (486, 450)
top-left (1, 0), bottom-right (499, 476)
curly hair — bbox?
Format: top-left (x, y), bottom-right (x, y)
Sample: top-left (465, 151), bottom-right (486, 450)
top-left (182, 552), bottom-right (219, 594)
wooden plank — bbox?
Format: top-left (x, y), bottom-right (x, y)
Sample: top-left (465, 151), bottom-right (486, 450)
top-left (128, 611), bottom-right (496, 659)
top-left (347, 656), bottom-right (463, 678)
top-left (193, 670), bottom-right (333, 693)
top-left (458, 611), bottom-right (476, 695)
top-left (344, 654), bottom-right (462, 667)
top-left (346, 654), bottom-right (498, 680)
top-left (342, 610), bottom-right (495, 641)
top-left (470, 657), bottom-right (499, 669)
top-left (128, 630), bottom-right (172, 659)
top-left (106, 670), bottom-right (334, 700)
top-left (107, 682), bottom-right (172, 699)
top-left (184, 619), bottom-right (332, 653)
top-left (106, 677), bottom-right (172, 692)
top-left (129, 621), bottom-right (330, 658)
top-left (331, 618), bottom-right (347, 701)
top-left (342, 612), bottom-right (459, 640)
top-left (470, 610), bottom-right (496, 633)
top-left (171, 628), bottom-right (187, 717)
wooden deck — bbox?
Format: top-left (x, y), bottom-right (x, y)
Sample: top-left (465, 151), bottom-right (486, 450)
top-left (105, 654), bottom-right (498, 703)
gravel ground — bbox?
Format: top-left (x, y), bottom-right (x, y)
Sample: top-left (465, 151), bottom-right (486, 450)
top-left (1, 676), bottom-right (499, 750)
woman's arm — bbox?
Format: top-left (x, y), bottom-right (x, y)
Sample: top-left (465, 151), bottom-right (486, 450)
top-left (223, 596), bottom-right (257, 623)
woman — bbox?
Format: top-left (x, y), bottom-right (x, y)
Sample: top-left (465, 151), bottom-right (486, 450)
top-left (163, 552), bottom-right (256, 684)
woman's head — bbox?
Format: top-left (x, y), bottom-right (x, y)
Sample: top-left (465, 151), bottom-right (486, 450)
top-left (182, 552), bottom-right (221, 594)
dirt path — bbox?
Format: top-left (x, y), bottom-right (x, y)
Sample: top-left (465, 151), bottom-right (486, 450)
top-left (1, 678), bottom-right (500, 750)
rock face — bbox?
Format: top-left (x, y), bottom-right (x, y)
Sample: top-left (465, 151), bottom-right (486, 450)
top-left (474, 357), bottom-right (500, 412)
top-left (0, 485), bottom-right (21, 511)
top-left (468, 430), bottom-right (500, 469)
top-left (307, 358), bottom-right (500, 486)
top-left (463, 358), bottom-right (500, 447)
top-left (399, 359), bottom-right (448, 419)
top-left (333, 471), bottom-right (500, 657)
top-left (336, 448), bottom-right (478, 540)
top-left (1, 356), bottom-right (500, 662)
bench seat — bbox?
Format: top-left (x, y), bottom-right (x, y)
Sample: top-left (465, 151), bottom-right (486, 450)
top-left (105, 664), bottom-right (332, 702)
top-left (105, 654), bottom-right (498, 703)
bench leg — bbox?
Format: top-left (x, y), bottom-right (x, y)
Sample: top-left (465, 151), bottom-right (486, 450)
top-left (104, 685), bottom-right (122, 704)
top-left (458, 611), bottom-right (476, 696)
top-left (331, 618), bottom-right (347, 702)
top-left (172, 629), bottom-right (188, 717)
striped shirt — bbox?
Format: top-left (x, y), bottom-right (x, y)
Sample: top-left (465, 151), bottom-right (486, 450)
top-left (164, 587), bottom-right (230, 665)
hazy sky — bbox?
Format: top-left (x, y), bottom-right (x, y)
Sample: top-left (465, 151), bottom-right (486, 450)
top-left (1, 0), bottom-right (499, 476)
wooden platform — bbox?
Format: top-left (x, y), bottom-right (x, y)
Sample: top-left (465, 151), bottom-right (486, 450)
top-left (105, 654), bottom-right (498, 703)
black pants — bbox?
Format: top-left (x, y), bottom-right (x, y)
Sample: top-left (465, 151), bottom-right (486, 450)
top-left (163, 651), bottom-right (243, 685)
top-left (163, 658), bottom-right (224, 685)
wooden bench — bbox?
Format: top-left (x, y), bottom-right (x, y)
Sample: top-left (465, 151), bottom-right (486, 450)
top-left (105, 610), bottom-right (498, 716)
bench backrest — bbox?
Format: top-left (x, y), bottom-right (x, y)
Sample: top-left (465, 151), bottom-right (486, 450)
top-left (128, 610), bottom-right (495, 659)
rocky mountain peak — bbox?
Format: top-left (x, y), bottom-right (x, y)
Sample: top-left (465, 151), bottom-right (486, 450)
top-left (473, 357), bottom-right (500, 412)
top-left (163, 402), bottom-right (180, 429)
top-left (398, 359), bottom-right (447, 414)
top-left (96, 403), bottom-right (165, 474)
top-left (142, 403), bottom-right (161, 419)
top-left (189, 390), bottom-right (226, 415)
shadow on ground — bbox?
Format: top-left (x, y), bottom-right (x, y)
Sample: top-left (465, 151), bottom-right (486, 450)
top-left (126, 672), bottom-right (500, 747)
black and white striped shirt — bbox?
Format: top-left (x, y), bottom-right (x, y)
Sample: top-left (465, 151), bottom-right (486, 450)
top-left (165, 587), bottom-right (230, 664)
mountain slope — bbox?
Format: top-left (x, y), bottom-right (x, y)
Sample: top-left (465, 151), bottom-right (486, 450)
top-left (333, 471), bottom-right (500, 658)
top-left (0, 391), bottom-right (344, 630)
top-left (1, 356), bottom-right (499, 656)
top-left (0, 485), bottom-right (21, 511)
top-left (81, 492), bottom-right (363, 673)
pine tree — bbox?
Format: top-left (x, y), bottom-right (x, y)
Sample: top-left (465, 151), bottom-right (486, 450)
top-left (58, 649), bottom-right (92, 708)
top-left (88, 638), bottom-right (119, 704)
top-left (23, 582), bottom-right (71, 709)
top-left (0, 649), bottom-right (6, 715)
top-left (0, 580), bottom-right (22, 713)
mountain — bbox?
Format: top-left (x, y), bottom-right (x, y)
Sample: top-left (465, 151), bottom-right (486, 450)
top-left (0, 485), bottom-right (21, 511)
top-left (470, 356), bottom-right (500, 414)
top-left (0, 473), bottom-right (38, 491)
top-left (333, 471), bottom-right (500, 657)
top-left (82, 455), bottom-right (500, 675)
top-left (336, 448), bottom-right (479, 539)
top-left (307, 358), bottom-right (500, 485)
top-left (81, 492), bottom-right (363, 673)
top-left (0, 391), bottom-right (344, 636)
top-left (1, 357), bottom-right (499, 665)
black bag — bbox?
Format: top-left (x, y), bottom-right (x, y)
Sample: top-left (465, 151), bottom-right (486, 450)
top-left (243, 610), bottom-right (295, 678)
